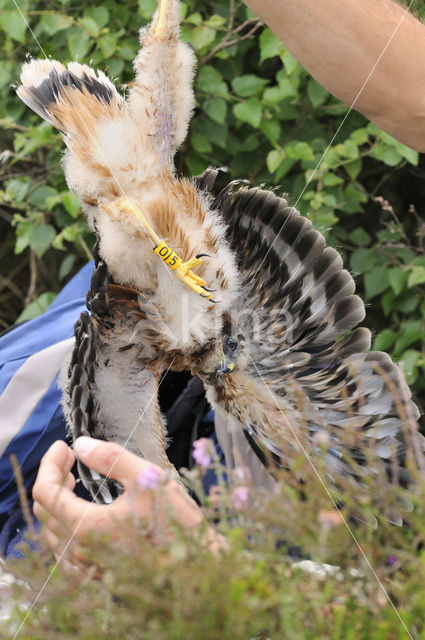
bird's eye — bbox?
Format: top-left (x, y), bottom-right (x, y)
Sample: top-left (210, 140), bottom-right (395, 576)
top-left (225, 336), bottom-right (238, 352)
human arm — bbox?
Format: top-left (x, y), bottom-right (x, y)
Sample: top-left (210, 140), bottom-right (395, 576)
top-left (244, 0), bottom-right (425, 151)
top-left (32, 437), bottom-right (226, 572)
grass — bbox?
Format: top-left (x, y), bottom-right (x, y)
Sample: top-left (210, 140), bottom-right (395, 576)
top-left (2, 445), bottom-right (425, 640)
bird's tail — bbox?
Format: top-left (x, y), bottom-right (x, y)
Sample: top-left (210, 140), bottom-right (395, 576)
top-left (17, 60), bottom-right (137, 202)
top-left (17, 59), bottom-right (124, 140)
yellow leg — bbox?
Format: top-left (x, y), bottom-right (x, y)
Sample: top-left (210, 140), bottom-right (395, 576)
top-left (154, 0), bottom-right (178, 40)
top-left (175, 257), bottom-right (213, 299)
top-left (112, 198), bottom-right (215, 302)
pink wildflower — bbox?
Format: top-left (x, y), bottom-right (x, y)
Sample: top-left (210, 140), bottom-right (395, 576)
top-left (317, 509), bottom-right (343, 529)
top-left (233, 466), bottom-right (251, 483)
top-left (231, 486), bottom-right (249, 510)
top-left (192, 438), bottom-right (213, 467)
top-left (137, 465), bottom-right (162, 490)
top-left (312, 431), bottom-right (330, 447)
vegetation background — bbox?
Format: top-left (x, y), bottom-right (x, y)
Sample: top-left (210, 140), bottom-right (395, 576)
top-left (1, 1), bottom-right (425, 638)
top-left (1, 0), bottom-right (424, 426)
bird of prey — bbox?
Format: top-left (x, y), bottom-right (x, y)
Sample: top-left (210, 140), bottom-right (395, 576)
top-left (17, 0), bottom-right (424, 517)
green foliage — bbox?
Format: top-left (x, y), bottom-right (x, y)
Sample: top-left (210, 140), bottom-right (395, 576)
top-left (0, 1), bottom-right (424, 415)
top-left (1, 2), bottom-right (425, 630)
top-left (4, 453), bottom-right (425, 638)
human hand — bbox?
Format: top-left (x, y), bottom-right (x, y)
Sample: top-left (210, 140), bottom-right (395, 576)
top-left (32, 437), bottom-right (222, 574)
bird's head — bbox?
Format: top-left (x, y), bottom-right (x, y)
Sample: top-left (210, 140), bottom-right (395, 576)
top-left (194, 328), bottom-right (244, 381)
top-left (217, 334), bottom-right (239, 375)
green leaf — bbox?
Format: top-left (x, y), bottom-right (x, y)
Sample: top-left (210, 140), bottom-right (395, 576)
top-left (203, 97), bottom-right (227, 124)
top-left (394, 291), bottom-right (419, 314)
top-left (185, 12), bottom-right (203, 25)
top-left (259, 29), bottom-right (286, 62)
top-left (191, 25), bottom-right (216, 50)
top-left (393, 321), bottom-right (423, 355)
top-left (79, 17), bottom-right (100, 38)
top-left (341, 183), bottom-right (368, 214)
top-left (388, 268), bottom-right (406, 296)
top-left (394, 141), bottom-right (418, 166)
top-left (233, 98), bottom-right (262, 128)
top-left (407, 266), bottom-right (425, 288)
top-left (372, 143), bottom-right (402, 166)
top-left (0, 11), bottom-right (27, 43)
top-left (119, 45), bottom-right (137, 61)
top-left (196, 118), bottom-right (227, 148)
top-left (343, 139), bottom-right (359, 159)
top-left (344, 158), bottom-right (362, 181)
top-left (17, 292), bottom-right (56, 323)
top-left (84, 6), bottom-right (109, 28)
top-left (350, 248), bottom-right (377, 273)
top-left (63, 193), bottom-right (81, 218)
top-left (191, 133), bottom-right (212, 153)
top-left (282, 51), bottom-right (299, 75)
top-left (39, 13), bottom-right (73, 36)
top-left (59, 254), bottom-right (76, 280)
top-left (286, 142), bottom-right (314, 162)
top-left (29, 224), bottom-right (56, 257)
top-left (138, 0), bottom-right (156, 19)
top-left (204, 15), bottom-right (226, 29)
top-left (267, 149), bottom-right (285, 174)
top-left (197, 66), bottom-right (228, 98)
top-left (260, 118), bottom-right (281, 145)
top-left (263, 79), bottom-right (297, 104)
top-left (99, 34), bottom-right (117, 59)
top-left (6, 178), bottom-right (30, 202)
top-left (307, 78), bottom-right (329, 107)
top-left (67, 31), bottom-right (91, 60)
top-left (349, 228), bottom-right (371, 247)
top-left (350, 128), bottom-right (369, 145)
top-left (15, 218), bottom-right (33, 254)
top-left (398, 349), bottom-right (421, 385)
top-left (373, 329), bottom-right (396, 352)
top-left (322, 172), bottom-right (343, 187)
top-left (232, 75), bottom-right (268, 98)
top-left (186, 154), bottom-right (208, 176)
top-left (364, 266), bottom-right (389, 299)
top-left (108, 58), bottom-right (125, 78)
top-left (381, 289), bottom-right (396, 316)
top-left (0, 60), bottom-right (12, 88)
top-left (275, 157), bottom-right (297, 181)
top-left (29, 186), bottom-right (57, 208)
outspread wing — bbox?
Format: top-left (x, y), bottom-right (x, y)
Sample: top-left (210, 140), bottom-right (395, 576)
top-left (205, 176), bottom-right (424, 507)
top-left (60, 245), bottom-right (177, 504)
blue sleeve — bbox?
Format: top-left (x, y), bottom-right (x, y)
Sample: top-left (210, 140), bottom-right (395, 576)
top-left (0, 261), bottom-right (94, 518)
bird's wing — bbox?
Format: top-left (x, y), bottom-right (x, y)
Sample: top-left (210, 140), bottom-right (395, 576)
top-left (17, 59), bottom-right (143, 204)
top-left (204, 176), bottom-right (424, 495)
top-left (61, 246), bottom-right (177, 504)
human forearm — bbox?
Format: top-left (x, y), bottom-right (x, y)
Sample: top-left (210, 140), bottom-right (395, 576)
top-left (245, 0), bottom-right (425, 150)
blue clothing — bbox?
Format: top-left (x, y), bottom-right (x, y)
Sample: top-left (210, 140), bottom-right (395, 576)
top-left (0, 262), bottom-right (94, 556)
top-left (0, 261), bottom-right (222, 558)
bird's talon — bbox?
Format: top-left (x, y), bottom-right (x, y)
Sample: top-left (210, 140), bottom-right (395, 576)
top-left (196, 253), bottom-right (211, 259)
top-left (202, 286), bottom-right (217, 293)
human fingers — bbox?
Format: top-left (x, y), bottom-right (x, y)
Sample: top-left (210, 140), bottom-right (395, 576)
top-left (73, 436), bottom-right (162, 490)
top-left (39, 525), bottom-right (90, 579)
top-left (32, 440), bottom-right (75, 501)
top-left (33, 442), bottom-right (102, 528)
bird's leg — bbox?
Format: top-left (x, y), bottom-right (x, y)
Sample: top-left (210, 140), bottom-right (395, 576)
top-left (153, 0), bottom-right (179, 41)
top-left (112, 198), bottom-right (215, 301)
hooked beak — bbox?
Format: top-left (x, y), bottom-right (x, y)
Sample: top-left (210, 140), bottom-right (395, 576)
top-left (217, 359), bottom-right (235, 375)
